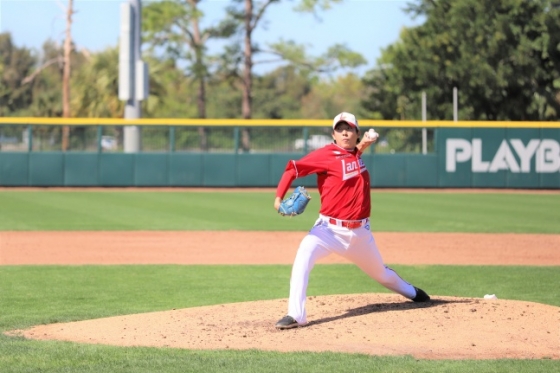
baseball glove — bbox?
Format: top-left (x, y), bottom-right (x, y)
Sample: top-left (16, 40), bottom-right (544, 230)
top-left (278, 186), bottom-right (311, 216)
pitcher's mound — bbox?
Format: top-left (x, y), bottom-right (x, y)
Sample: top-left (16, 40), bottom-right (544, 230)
top-left (9, 294), bottom-right (560, 360)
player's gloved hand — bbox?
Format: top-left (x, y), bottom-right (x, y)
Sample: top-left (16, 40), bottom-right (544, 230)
top-left (278, 186), bottom-right (311, 216)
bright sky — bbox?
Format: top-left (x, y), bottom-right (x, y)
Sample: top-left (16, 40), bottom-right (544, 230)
top-left (0, 0), bottom-right (423, 76)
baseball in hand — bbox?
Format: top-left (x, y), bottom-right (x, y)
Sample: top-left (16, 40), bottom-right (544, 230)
top-left (366, 129), bottom-right (379, 141)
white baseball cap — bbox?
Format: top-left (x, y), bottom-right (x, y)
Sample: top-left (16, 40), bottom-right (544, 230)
top-left (332, 112), bottom-right (359, 130)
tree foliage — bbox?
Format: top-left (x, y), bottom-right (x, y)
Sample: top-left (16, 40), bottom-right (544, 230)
top-left (363, 0), bottom-right (560, 121)
top-left (252, 65), bottom-right (312, 119)
top-left (27, 40), bottom-right (64, 117)
top-left (143, 0), bottom-right (236, 118)
top-left (221, 0), bottom-right (366, 118)
top-left (5, 0), bottom-right (559, 130)
top-left (71, 47), bottom-right (123, 117)
top-left (143, 0), bottom-right (238, 149)
top-left (301, 73), bottom-right (367, 119)
top-left (0, 33), bottom-right (35, 116)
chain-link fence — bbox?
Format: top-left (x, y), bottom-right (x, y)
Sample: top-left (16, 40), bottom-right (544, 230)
top-left (0, 123), bottom-right (435, 154)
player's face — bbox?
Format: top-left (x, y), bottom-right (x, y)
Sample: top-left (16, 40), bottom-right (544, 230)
top-left (332, 122), bottom-right (359, 150)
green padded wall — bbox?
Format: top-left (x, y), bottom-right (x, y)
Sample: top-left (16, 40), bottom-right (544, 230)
top-left (505, 128), bottom-right (541, 189)
top-left (29, 153), bottom-right (64, 186)
top-left (437, 128), bottom-right (473, 187)
top-left (99, 154), bottom-right (134, 186)
top-left (0, 153), bottom-right (28, 186)
top-left (437, 128), bottom-right (560, 188)
top-left (135, 153), bottom-right (169, 186)
top-left (65, 153), bottom-right (99, 186)
top-left (236, 154), bottom-right (271, 187)
top-left (169, 153), bottom-right (203, 186)
top-left (372, 154), bottom-right (407, 187)
top-left (203, 154), bottom-right (236, 186)
top-left (406, 154), bottom-right (438, 187)
top-left (471, 127), bottom-right (507, 188)
top-left (539, 129), bottom-right (560, 188)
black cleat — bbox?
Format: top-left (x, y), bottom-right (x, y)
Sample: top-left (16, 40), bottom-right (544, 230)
top-left (275, 315), bottom-right (299, 330)
top-left (412, 286), bottom-right (430, 302)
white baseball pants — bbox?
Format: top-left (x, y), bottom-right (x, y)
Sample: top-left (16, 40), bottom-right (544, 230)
top-left (287, 216), bottom-right (417, 325)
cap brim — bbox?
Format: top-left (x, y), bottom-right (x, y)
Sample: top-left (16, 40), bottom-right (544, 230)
top-left (333, 121), bottom-right (359, 130)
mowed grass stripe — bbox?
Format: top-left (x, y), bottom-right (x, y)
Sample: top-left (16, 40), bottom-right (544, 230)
top-left (0, 191), bottom-right (558, 233)
top-left (369, 192), bottom-right (560, 232)
top-left (1, 338), bottom-right (558, 373)
top-left (1, 265), bottom-right (559, 331)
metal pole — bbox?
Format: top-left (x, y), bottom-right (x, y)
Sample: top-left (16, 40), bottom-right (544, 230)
top-left (233, 127), bottom-right (240, 154)
top-left (453, 87), bottom-right (458, 122)
top-left (97, 125), bottom-right (103, 152)
top-left (169, 126), bottom-right (175, 152)
top-left (421, 91), bottom-right (427, 155)
top-left (27, 125), bottom-right (33, 152)
top-left (302, 127), bottom-right (309, 154)
top-left (123, 0), bottom-right (141, 153)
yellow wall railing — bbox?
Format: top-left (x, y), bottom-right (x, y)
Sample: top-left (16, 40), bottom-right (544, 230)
top-left (0, 117), bottom-right (559, 128)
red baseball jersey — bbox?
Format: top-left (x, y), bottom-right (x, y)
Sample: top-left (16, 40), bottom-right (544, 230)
top-left (276, 144), bottom-right (371, 220)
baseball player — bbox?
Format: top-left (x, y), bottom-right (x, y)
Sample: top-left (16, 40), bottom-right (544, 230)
top-left (273, 112), bottom-right (430, 330)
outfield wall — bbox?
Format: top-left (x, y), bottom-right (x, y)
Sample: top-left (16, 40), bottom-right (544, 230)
top-left (0, 152), bottom-right (438, 188)
top-left (0, 120), bottom-right (558, 188)
top-left (437, 128), bottom-right (559, 188)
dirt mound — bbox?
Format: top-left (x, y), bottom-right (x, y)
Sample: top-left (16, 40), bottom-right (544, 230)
top-left (3, 229), bottom-right (559, 359)
top-left (10, 294), bottom-right (560, 360)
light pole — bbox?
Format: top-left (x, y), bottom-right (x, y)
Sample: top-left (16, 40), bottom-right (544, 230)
top-left (453, 87), bottom-right (458, 122)
top-left (118, 0), bottom-right (148, 153)
top-left (422, 91), bottom-right (427, 155)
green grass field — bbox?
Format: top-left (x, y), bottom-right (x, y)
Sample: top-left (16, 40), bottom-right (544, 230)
top-left (0, 190), bottom-right (558, 232)
top-left (1, 190), bottom-right (559, 373)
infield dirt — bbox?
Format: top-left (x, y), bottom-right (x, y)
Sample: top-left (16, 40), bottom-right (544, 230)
top-left (3, 230), bottom-right (560, 360)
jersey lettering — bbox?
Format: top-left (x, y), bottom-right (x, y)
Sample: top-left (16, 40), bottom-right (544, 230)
top-left (342, 158), bottom-right (366, 180)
